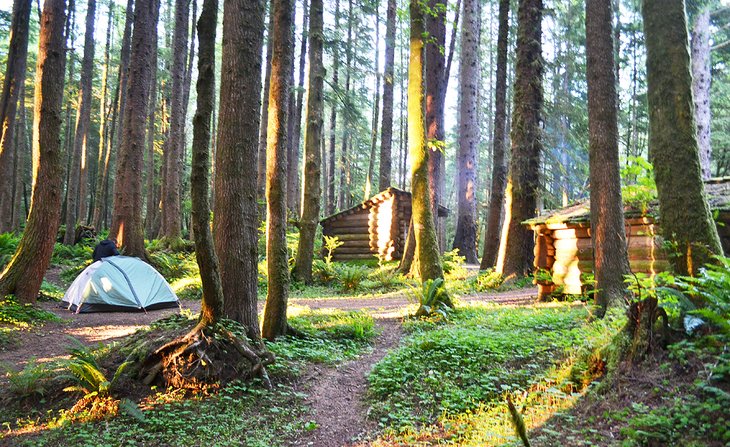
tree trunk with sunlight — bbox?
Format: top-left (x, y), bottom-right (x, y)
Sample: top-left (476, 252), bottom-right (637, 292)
top-left (496, 0), bottom-right (543, 278)
top-left (262, 0), bottom-right (294, 341)
top-left (480, 0), bottom-right (509, 270)
top-left (0, 0), bottom-right (67, 303)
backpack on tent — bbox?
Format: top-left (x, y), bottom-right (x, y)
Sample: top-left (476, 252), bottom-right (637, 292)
top-left (62, 256), bottom-right (180, 313)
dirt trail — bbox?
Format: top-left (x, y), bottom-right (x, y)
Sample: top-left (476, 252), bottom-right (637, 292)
top-left (291, 318), bottom-right (403, 447)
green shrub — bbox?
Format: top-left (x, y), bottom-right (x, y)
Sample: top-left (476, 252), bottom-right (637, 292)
top-left (52, 242), bottom-right (94, 265)
top-left (61, 338), bottom-right (130, 398)
top-left (3, 359), bottom-right (57, 398)
top-left (475, 269), bottom-right (504, 291)
top-left (312, 259), bottom-right (337, 286)
top-left (366, 267), bottom-right (409, 291)
top-left (0, 232), bottom-right (20, 270)
top-left (0, 296), bottom-right (62, 326)
top-left (442, 248), bottom-right (468, 279)
top-left (406, 278), bottom-right (451, 319)
top-left (336, 264), bottom-right (369, 292)
top-left (148, 251), bottom-right (198, 281)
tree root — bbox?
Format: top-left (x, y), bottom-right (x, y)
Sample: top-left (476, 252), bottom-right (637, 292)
top-left (139, 323), bottom-right (275, 389)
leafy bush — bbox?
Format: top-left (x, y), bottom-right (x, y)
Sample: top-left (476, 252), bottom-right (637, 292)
top-left (0, 296), bottom-right (62, 326)
top-left (442, 248), bottom-right (468, 279)
top-left (336, 264), bottom-right (369, 292)
top-left (312, 259), bottom-right (338, 286)
top-left (52, 242), bottom-right (94, 265)
top-left (148, 251), bottom-right (198, 281)
top-left (474, 269), bottom-right (504, 291)
top-left (366, 267), bottom-right (409, 291)
top-left (61, 338), bottom-right (130, 398)
top-left (621, 156), bottom-right (657, 212)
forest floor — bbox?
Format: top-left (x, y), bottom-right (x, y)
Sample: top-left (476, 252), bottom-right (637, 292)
top-left (0, 269), bottom-right (537, 446)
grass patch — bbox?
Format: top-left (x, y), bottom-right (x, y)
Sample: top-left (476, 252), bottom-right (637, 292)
top-left (366, 303), bottom-right (619, 445)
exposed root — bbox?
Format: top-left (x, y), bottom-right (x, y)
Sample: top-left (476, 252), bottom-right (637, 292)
top-left (139, 323), bottom-right (275, 389)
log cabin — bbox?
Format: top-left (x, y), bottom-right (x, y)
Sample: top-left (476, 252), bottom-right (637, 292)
top-left (320, 187), bottom-right (449, 262)
top-left (525, 178), bottom-right (730, 299)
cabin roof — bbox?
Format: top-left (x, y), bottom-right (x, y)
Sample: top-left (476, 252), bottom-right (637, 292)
top-left (524, 177), bottom-right (730, 228)
top-left (320, 187), bottom-right (449, 225)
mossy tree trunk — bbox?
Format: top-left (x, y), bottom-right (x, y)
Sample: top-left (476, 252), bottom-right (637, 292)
top-left (257, 7), bottom-right (274, 202)
top-left (496, 0), bottom-right (543, 278)
top-left (326, 0), bottom-right (340, 214)
top-left (292, 0), bottom-right (324, 284)
top-left (0, 0), bottom-right (66, 303)
top-left (642, 0), bottom-right (722, 275)
top-left (262, 0), bottom-right (294, 341)
top-left (378, 0), bottom-right (396, 192)
top-left (213, 0), bottom-right (265, 342)
top-left (586, 0), bottom-right (630, 315)
top-left (691, 6), bottom-right (712, 180)
top-left (409, 0), bottom-right (444, 284)
top-left (480, 0), bottom-right (509, 270)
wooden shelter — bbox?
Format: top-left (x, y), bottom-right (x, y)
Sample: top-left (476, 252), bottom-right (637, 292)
top-left (320, 187), bottom-right (449, 261)
top-left (525, 178), bottom-right (730, 299)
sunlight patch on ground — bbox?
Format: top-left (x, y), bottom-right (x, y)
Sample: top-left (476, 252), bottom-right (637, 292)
top-left (65, 324), bottom-right (146, 343)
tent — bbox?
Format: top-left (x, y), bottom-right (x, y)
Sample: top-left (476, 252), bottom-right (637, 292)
top-left (62, 256), bottom-right (180, 313)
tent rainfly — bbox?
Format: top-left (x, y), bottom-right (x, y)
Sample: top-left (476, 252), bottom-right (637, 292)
top-left (62, 256), bottom-right (180, 313)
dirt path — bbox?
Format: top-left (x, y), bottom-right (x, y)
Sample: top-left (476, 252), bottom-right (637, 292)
top-left (290, 317), bottom-right (403, 447)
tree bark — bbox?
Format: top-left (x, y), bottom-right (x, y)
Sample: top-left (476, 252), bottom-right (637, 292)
top-left (262, 0), bottom-right (293, 341)
top-left (586, 0), bottom-right (630, 314)
top-left (0, 0), bottom-right (32, 234)
top-left (378, 0), bottom-right (396, 192)
top-left (337, 0), bottom-right (354, 211)
top-left (496, 0), bottom-right (543, 278)
top-left (109, 0), bottom-right (161, 259)
top-left (92, 0), bottom-right (113, 231)
top-left (160, 0), bottom-right (191, 242)
top-left (11, 83), bottom-right (28, 231)
top-left (481, 0), bottom-right (509, 270)
top-left (424, 0), bottom-right (447, 252)
top-left (214, 0), bottom-right (265, 342)
top-left (365, 5), bottom-right (381, 200)
top-left (409, 0), bottom-right (444, 283)
top-left (257, 3), bottom-right (275, 201)
top-left (326, 0), bottom-right (340, 214)
top-left (287, 0), bottom-right (306, 215)
top-left (292, 0), bottom-right (323, 284)
top-left (452, 0), bottom-right (480, 264)
top-left (63, 0), bottom-right (96, 244)
top-left (191, 0), bottom-right (224, 325)
top-left (0, 0), bottom-right (66, 303)
top-left (691, 7), bottom-right (712, 180)
top-left (94, 0), bottom-right (134, 231)
top-left (144, 28), bottom-right (159, 238)
top-left (642, 0), bottom-right (722, 274)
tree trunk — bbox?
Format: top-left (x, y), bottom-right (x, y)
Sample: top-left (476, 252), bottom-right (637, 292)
top-left (214, 0), bottom-right (265, 342)
top-left (0, 0), bottom-right (66, 303)
top-left (586, 0), bottom-right (630, 314)
top-left (326, 0), bottom-right (340, 214)
top-left (257, 4), bottom-right (275, 201)
top-left (191, 0), bottom-right (224, 325)
top-left (496, 0), bottom-right (543, 278)
top-left (0, 0), bottom-right (32, 234)
top-left (63, 0), bottom-right (96, 244)
top-left (145, 29), bottom-right (159, 238)
top-left (160, 0), bottom-right (191, 242)
top-left (292, 0), bottom-right (323, 284)
top-left (94, 0), bottom-right (134, 230)
top-left (452, 0), bottom-right (479, 264)
top-left (365, 5), bottom-right (381, 200)
top-left (92, 0), bottom-right (113, 231)
top-left (409, 0), bottom-right (444, 283)
top-left (642, 0), bottom-right (722, 274)
top-left (378, 0), bottom-right (396, 192)
top-left (11, 83), bottom-right (28, 231)
top-left (262, 0), bottom-right (293, 341)
top-left (480, 0), bottom-right (509, 270)
top-left (691, 7), bottom-right (711, 180)
top-left (424, 0), bottom-right (447, 252)
top-left (287, 0), bottom-right (306, 215)
top-left (337, 0), bottom-right (354, 211)
top-left (109, 0), bottom-right (161, 259)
